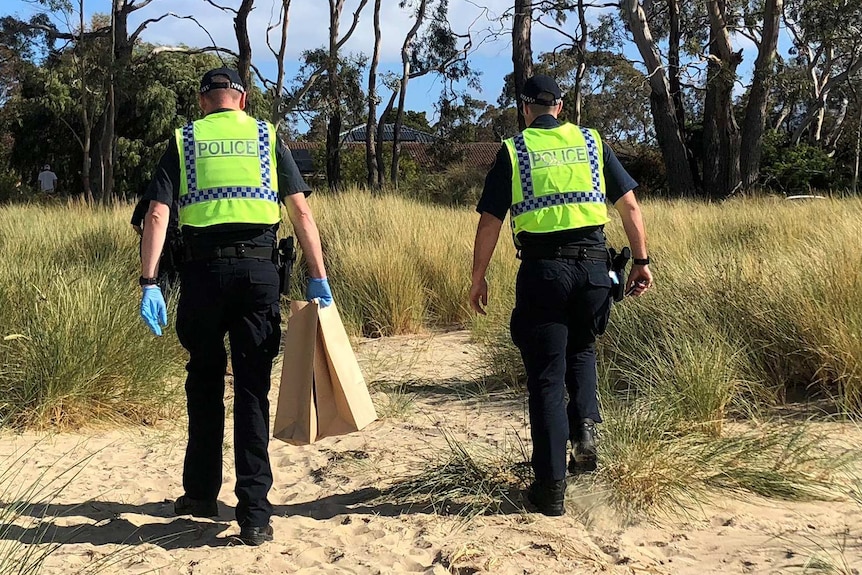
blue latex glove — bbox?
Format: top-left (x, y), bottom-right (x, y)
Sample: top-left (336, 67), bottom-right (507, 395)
top-left (140, 285), bottom-right (168, 336)
top-left (306, 277), bottom-right (333, 308)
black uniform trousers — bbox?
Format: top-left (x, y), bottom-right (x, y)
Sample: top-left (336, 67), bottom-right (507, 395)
top-left (510, 256), bottom-right (612, 482)
top-left (176, 256), bottom-right (281, 528)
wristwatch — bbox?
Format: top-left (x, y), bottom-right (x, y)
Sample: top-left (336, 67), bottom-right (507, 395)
top-left (139, 276), bottom-right (158, 286)
top-left (633, 257), bottom-right (650, 266)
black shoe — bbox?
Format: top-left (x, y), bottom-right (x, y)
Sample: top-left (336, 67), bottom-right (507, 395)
top-left (238, 522), bottom-right (274, 546)
top-left (568, 418), bottom-right (598, 474)
top-left (174, 495), bottom-right (219, 518)
top-left (526, 479), bottom-right (566, 516)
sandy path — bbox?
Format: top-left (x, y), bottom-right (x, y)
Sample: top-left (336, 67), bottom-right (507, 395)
top-left (2, 331), bottom-right (861, 574)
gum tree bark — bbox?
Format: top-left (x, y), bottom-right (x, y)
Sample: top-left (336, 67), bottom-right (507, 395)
top-left (740, 0), bottom-right (782, 189)
top-left (702, 0), bottom-right (742, 198)
top-left (512, 0), bottom-right (533, 131)
top-left (620, 0), bottom-right (696, 196)
top-left (390, 0), bottom-right (428, 188)
top-left (366, 0), bottom-right (381, 189)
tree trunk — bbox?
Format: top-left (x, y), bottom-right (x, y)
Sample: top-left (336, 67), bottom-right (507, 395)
top-left (512, 0), bottom-right (533, 131)
top-left (852, 87), bottom-right (861, 195)
top-left (620, 0), bottom-right (695, 195)
top-left (571, 0), bottom-right (587, 125)
top-left (270, 0), bottom-right (292, 127)
top-left (667, 0), bottom-right (700, 189)
top-left (326, 111), bottom-right (341, 190)
top-left (792, 57), bottom-right (862, 144)
top-left (325, 0), bottom-right (345, 190)
top-left (668, 0), bottom-right (684, 129)
top-left (703, 0), bottom-right (742, 199)
top-left (390, 0), bottom-right (428, 188)
top-left (376, 88), bottom-right (397, 188)
top-left (78, 0), bottom-right (93, 202)
top-left (81, 118), bottom-right (92, 202)
top-left (235, 0), bottom-right (254, 90)
top-left (366, 0), bottom-right (381, 190)
top-left (740, 0), bottom-right (782, 190)
top-left (826, 95), bottom-right (850, 151)
top-left (97, 85), bottom-right (115, 203)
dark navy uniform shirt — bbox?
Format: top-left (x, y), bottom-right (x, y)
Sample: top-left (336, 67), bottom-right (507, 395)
top-left (141, 110), bottom-right (310, 250)
top-left (476, 115), bottom-right (637, 248)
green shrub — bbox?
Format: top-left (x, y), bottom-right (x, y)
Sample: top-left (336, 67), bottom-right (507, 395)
top-left (408, 163), bottom-right (487, 207)
top-left (761, 132), bottom-right (840, 193)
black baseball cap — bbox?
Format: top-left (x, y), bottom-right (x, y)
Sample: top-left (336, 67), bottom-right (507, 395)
top-left (521, 74), bottom-right (562, 106)
top-left (199, 67), bottom-right (246, 94)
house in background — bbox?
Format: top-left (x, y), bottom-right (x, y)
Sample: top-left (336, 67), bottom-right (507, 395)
top-left (285, 123), bottom-right (500, 179)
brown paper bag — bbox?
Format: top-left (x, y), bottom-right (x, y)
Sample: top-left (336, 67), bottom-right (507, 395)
top-left (273, 300), bottom-right (377, 445)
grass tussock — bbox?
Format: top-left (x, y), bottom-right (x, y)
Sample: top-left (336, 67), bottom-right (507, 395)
top-left (379, 430), bottom-right (531, 519)
top-left (0, 446), bottom-right (93, 574)
top-left (4, 190), bottom-right (862, 437)
top-left (0, 202), bottom-right (185, 429)
top-left (471, 196), bottom-right (862, 415)
top-left (594, 403), bottom-right (852, 517)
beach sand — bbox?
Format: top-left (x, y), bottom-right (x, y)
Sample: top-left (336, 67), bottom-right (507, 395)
top-left (2, 331), bottom-right (861, 574)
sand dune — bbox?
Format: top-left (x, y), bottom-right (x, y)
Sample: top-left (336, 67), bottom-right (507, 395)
top-left (2, 331), bottom-right (861, 574)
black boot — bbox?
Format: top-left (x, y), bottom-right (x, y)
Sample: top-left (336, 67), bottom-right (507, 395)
top-left (526, 478), bottom-right (566, 516)
top-left (568, 418), bottom-right (598, 474)
top-left (174, 495), bottom-right (219, 518)
top-left (238, 522), bottom-right (274, 546)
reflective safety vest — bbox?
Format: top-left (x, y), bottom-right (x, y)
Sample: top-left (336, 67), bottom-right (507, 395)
top-left (176, 111), bottom-right (281, 229)
top-left (504, 123), bottom-right (609, 246)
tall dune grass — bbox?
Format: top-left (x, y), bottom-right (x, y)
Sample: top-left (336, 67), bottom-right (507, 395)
top-left (0, 201), bottom-right (185, 429)
top-left (4, 191), bottom-right (862, 430)
top-left (465, 195), bottom-right (862, 513)
top-left (469, 196), bottom-right (862, 415)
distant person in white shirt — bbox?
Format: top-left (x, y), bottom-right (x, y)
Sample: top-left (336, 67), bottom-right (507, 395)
top-left (37, 165), bottom-right (58, 194)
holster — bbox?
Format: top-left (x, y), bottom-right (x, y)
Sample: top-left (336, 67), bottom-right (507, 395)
top-left (275, 236), bottom-right (297, 296)
top-left (608, 246), bottom-right (631, 303)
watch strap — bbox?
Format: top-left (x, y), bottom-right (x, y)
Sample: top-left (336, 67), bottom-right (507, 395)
top-left (633, 257), bottom-right (650, 266)
top-left (139, 276), bottom-right (158, 286)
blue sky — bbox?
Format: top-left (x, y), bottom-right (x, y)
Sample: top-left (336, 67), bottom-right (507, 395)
top-left (4, 0), bottom-right (786, 131)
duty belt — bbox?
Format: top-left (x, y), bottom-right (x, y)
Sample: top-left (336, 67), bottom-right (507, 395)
top-left (517, 246), bottom-right (609, 261)
top-left (186, 244), bottom-right (275, 261)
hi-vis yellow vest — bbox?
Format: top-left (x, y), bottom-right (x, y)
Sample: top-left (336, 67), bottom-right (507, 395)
top-left (504, 123), bottom-right (609, 246)
top-left (176, 111), bottom-right (281, 229)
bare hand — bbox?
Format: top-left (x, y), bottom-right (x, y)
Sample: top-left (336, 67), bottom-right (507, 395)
top-left (469, 277), bottom-right (489, 315)
top-left (626, 265), bottom-right (653, 297)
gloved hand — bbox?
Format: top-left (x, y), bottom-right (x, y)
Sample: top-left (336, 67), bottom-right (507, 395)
top-left (306, 277), bottom-right (333, 308)
top-left (140, 285), bottom-right (168, 336)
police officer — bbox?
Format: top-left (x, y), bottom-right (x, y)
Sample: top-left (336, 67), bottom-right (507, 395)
top-left (138, 68), bottom-right (332, 545)
top-left (469, 75), bottom-right (652, 516)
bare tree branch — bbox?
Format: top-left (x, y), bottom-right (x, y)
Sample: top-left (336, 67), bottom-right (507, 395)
top-left (335, 0), bottom-right (369, 51)
top-left (202, 0), bottom-right (236, 13)
top-left (146, 45), bottom-right (272, 87)
top-left (130, 12), bottom-right (189, 44)
top-left (535, 15), bottom-right (577, 45)
top-left (126, 0), bottom-right (157, 12)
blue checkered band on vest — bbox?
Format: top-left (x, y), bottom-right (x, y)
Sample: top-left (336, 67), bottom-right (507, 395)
top-left (256, 120), bottom-right (272, 189)
top-left (579, 127), bottom-right (602, 194)
top-left (179, 187), bottom-right (279, 208)
top-left (182, 124), bottom-right (196, 192)
top-left (510, 127), bottom-right (604, 218)
top-left (180, 120), bottom-right (276, 207)
top-left (512, 134), bottom-right (534, 198)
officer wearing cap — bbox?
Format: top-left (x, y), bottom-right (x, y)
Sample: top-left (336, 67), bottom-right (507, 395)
top-left (138, 67), bottom-right (332, 545)
top-left (469, 74), bottom-right (653, 516)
